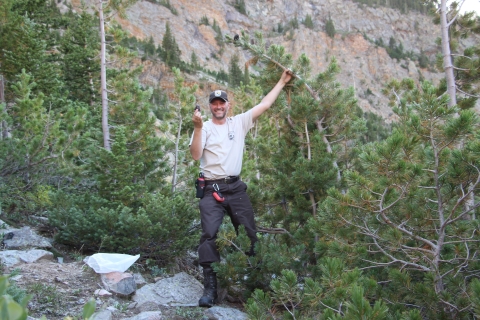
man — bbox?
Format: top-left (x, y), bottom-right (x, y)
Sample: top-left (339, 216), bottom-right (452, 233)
top-left (190, 70), bottom-right (292, 307)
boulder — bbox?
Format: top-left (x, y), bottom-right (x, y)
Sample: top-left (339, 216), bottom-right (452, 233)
top-left (123, 311), bottom-right (163, 320)
top-left (0, 249), bottom-right (54, 268)
top-left (2, 226), bottom-right (52, 250)
top-left (101, 272), bottom-right (137, 296)
top-left (205, 306), bottom-right (249, 320)
top-left (133, 272), bottom-right (203, 308)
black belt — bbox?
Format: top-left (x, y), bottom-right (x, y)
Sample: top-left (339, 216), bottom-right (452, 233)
top-left (205, 176), bottom-right (240, 185)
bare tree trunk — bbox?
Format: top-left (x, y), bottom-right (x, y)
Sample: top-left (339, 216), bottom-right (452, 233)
top-left (89, 74), bottom-right (96, 107)
top-left (305, 121), bottom-right (311, 161)
top-left (0, 74), bottom-right (8, 139)
top-left (171, 118), bottom-right (182, 193)
top-left (99, 0), bottom-right (111, 150)
top-left (465, 185), bottom-right (476, 220)
top-left (440, 0), bottom-right (457, 107)
top-left (316, 120), bottom-right (341, 183)
top-left (305, 121), bottom-right (317, 221)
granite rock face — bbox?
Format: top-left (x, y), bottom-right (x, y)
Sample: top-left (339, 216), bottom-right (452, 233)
top-left (63, 0), bottom-right (478, 121)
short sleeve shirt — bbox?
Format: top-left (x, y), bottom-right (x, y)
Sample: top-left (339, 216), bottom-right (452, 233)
top-left (190, 110), bottom-right (254, 179)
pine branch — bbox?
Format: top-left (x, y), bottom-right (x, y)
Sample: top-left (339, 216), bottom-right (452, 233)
top-left (256, 226), bottom-right (292, 237)
top-left (225, 32), bottom-right (317, 99)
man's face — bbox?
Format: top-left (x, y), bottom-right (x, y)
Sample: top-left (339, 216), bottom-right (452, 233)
top-left (209, 99), bottom-right (229, 120)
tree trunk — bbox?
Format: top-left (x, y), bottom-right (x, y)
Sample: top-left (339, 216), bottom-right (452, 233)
top-left (99, 0), bottom-right (111, 150)
top-left (0, 74), bottom-right (8, 139)
top-left (440, 0), bottom-right (457, 107)
top-left (316, 120), bottom-right (341, 183)
top-left (171, 117), bottom-right (182, 193)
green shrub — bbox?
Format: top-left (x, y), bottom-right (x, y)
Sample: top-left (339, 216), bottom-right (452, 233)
top-left (326, 17), bottom-right (335, 38)
top-left (304, 14), bottom-right (314, 29)
top-left (48, 192), bottom-right (198, 266)
top-left (199, 15), bottom-right (209, 26)
top-left (233, 0), bottom-right (247, 15)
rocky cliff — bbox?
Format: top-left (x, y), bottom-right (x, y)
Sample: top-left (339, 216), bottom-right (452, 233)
top-left (61, 0), bottom-right (476, 122)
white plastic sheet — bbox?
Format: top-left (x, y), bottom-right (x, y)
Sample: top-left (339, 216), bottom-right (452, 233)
top-left (83, 253), bottom-right (140, 273)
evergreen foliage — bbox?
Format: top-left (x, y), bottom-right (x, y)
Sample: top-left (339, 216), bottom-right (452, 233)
top-left (144, 36), bottom-right (156, 57)
top-left (360, 111), bottom-right (392, 143)
top-left (1, 0), bottom-right (479, 317)
top-left (0, 12), bottom-right (63, 102)
top-left (325, 16), bottom-right (336, 39)
top-left (320, 79), bottom-right (480, 318)
top-left (212, 19), bottom-right (224, 48)
top-left (232, 0), bottom-right (247, 15)
top-left (0, 70), bottom-right (86, 216)
top-left (158, 0), bottom-right (178, 15)
top-left (190, 51), bottom-right (200, 71)
top-left (0, 0), bottom-right (198, 269)
top-left (430, 7), bottom-right (480, 109)
top-left (48, 68), bottom-right (198, 264)
top-left (289, 17), bottom-right (299, 29)
top-left (228, 54), bottom-right (244, 88)
top-left (59, 11), bottom-right (100, 104)
top-left (418, 50), bottom-right (430, 68)
top-left (199, 15), bottom-right (209, 26)
top-left (386, 36), bottom-right (405, 60)
top-left (215, 69), bottom-right (229, 83)
top-left (159, 22), bottom-right (182, 69)
top-left (164, 68), bottom-right (198, 193)
top-left (303, 14), bottom-right (314, 29)
top-left (277, 22), bottom-right (283, 33)
top-left (222, 32), bottom-right (378, 317)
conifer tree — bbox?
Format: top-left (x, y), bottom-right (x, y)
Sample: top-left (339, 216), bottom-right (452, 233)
top-left (144, 35), bottom-right (156, 57)
top-left (163, 67), bottom-right (198, 193)
top-left (303, 14), bottom-right (314, 29)
top-left (325, 16), bottom-right (336, 39)
top-left (0, 11), bottom-right (62, 102)
top-left (190, 51), bottom-right (200, 71)
top-left (160, 22), bottom-right (182, 69)
top-left (96, 0), bottom-right (137, 150)
top-left (321, 79), bottom-right (480, 318)
top-left (59, 11), bottom-right (100, 105)
top-left (423, 0), bottom-right (480, 108)
top-left (211, 32), bottom-right (368, 314)
top-left (0, 70), bottom-right (86, 211)
top-left (48, 67), bottom-right (198, 264)
top-left (228, 53), bottom-right (243, 88)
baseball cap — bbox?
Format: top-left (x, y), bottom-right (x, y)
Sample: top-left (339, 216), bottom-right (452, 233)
top-left (209, 90), bottom-right (228, 103)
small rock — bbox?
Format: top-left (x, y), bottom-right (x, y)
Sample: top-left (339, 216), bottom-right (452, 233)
top-left (133, 273), bottom-right (147, 287)
top-left (136, 300), bottom-right (161, 313)
top-left (124, 311), bottom-right (163, 320)
top-left (95, 289), bottom-right (112, 296)
top-left (205, 306), bottom-right (249, 320)
top-left (101, 271), bottom-right (136, 296)
top-left (10, 275), bottom-right (22, 281)
top-left (106, 306), bottom-right (118, 312)
top-left (91, 309), bottom-right (113, 320)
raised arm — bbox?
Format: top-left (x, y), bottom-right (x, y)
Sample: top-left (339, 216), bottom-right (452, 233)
top-left (190, 108), bottom-right (203, 160)
top-left (251, 70), bottom-right (292, 122)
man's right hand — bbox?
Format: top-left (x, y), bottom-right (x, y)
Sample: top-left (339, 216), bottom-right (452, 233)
top-left (190, 107), bottom-right (204, 160)
top-left (193, 107), bottom-right (203, 129)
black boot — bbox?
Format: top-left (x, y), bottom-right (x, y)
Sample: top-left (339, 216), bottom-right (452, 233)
top-left (198, 266), bottom-right (218, 307)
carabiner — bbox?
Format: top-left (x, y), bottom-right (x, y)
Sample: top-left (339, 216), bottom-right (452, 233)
top-left (212, 183), bottom-right (225, 202)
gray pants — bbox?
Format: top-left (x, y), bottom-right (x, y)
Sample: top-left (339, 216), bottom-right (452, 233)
top-left (198, 180), bottom-right (258, 266)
